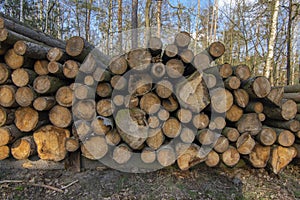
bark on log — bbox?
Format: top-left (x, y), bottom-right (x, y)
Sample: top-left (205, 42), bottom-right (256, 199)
top-left (265, 86), bottom-right (284, 106)
top-left (0, 63), bottom-right (11, 84)
top-left (245, 101), bottom-right (263, 113)
top-left (11, 136), bottom-right (36, 160)
top-left (283, 93), bottom-right (300, 103)
top-left (15, 86), bottom-right (37, 107)
top-left (33, 96), bottom-right (56, 111)
top-left (0, 106), bottom-right (14, 127)
top-left (12, 68), bottom-right (36, 87)
top-left (232, 64), bottom-right (251, 81)
top-left (264, 119), bottom-right (300, 132)
top-left (242, 76), bottom-right (271, 98)
top-left (33, 75), bottom-right (65, 94)
top-left (66, 36), bottom-right (93, 62)
top-left (127, 48), bottom-right (152, 71)
top-left (284, 84), bottom-right (300, 93)
top-left (233, 89), bottom-right (249, 108)
top-left (49, 105), bottom-right (72, 128)
top-left (47, 47), bottom-right (69, 62)
top-left (263, 99), bottom-right (297, 120)
top-left (13, 40), bottom-right (50, 59)
top-left (0, 124), bottom-right (23, 146)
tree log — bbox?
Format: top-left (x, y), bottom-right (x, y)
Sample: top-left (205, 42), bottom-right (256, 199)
top-left (72, 99), bottom-right (96, 121)
top-left (157, 109), bottom-right (170, 121)
top-left (0, 85), bottom-right (17, 107)
top-left (204, 63), bottom-right (233, 79)
top-left (180, 127), bottom-right (195, 144)
top-left (81, 135), bottom-right (108, 160)
top-left (65, 137), bottom-right (80, 152)
top-left (49, 105), bottom-right (72, 128)
top-left (96, 82), bottom-right (112, 98)
top-left (72, 120), bottom-right (92, 140)
top-left (141, 147), bottom-right (156, 164)
top-left (263, 119), bottom-right (300, 132)
top-left (140, 92), bottom-right (161, 114)
top-left (210, 88), bottom-right (233, 113)
top-left (105, 129), bottom-right (121, 146)
top-left (284, 84), bottom-right (300, 93)
top-left (197, 129), bottom-right (216, 145)
top-left (265, 86), bottom-right (284, 106)
top-left (11, 68), bottom-right (36, 87)
top-left (156, 80), bottom-right (173, 99)
top-left (174, 31), bottom-right (191, 49)
top-left (205, 150), bottom-right (220, 167)
top-left (221, 146), bottom-right (240, 167)
top-left (0, 145), bottom-right (10, 160)
top-left (236, 113), bottom-right (262, 135)
top-left (148, 116), bottom-right (160, 129)
top-left (93, 67), bottom-right (111, 82)
top-left (232, 64), bottom-right (251, 81)
top-left (176, 108), bottom-right (193, 124)
top-left (274, 128), bottom-right (295, 147)
top-left (113, 143), bottom-right (133, 164)
top-left (0, 124), bottom-right (23, 146)
top-left (192, 113), bottom-right (209, 129)
top-left (47, 47), bottom-right (69, 62)
top-left (179, 49), bottom-right (194, 64)
top-left (34, 60), bottom-right (49, 75)
top-left (145, 128), bottom-right (164, 150)
top-left (283, 93), bottom-right (300, 103)
top-left (242, 76), bottom-right (271, 98)
top-left (264, 99), bottom-right (297, 120)
top-left (162, 95), bottom-right (179, 112)
top-left (213, 136), bottom-right (229, 153)
top-left (14, 107), bottom-right (38, 132)
top-left (222, 127), bottom-right (240, 142)
top-left (0, 106), bottom-right (15, 127)
top-left (233, 89), bottom-right (249, 108)
top-left (33, 75), bottom-right (65, 94)
top-left (15, 86), bottom-right (37, 107)
top-left (110, 75), bottom-right (128, 91)
top-left (236, 132), bottom-right (256, 155)
top-left (208, 41), bottom-right (225, 59)
top-left (91, 117), bottom-right (111, 136)
top-left (96, 99), bottom-right (114, 117)
top-left (4, 49), bottom-right (24, 69)
top-left (47, 61), bottom-right (64, 78)
top-left (245, 101), bottom-right (263, 113)
top-left (162, 117), bottom-right (182, 138)
top-left (249, 144), bottom-right (271, 168)
top-left (63, 60), bottom-right (80, 79)
top-left (256, 126), bottom-right (277, 146)
top-left (33, 96), bottom-right (56, 111)
top-left (269, 146), bottom-right (297, 174)
top-left (66, 36), bottom-right (93, 62)
top-left (163, 44), bottom-right (178, 60)
top-left (0, 63), bottom-right (11, 84)
top-left (226, 104), bottom-right (243, 122)
top-left (109, 55), bottom-right (128, 75)
top-left (166, 59), bottom-right (185, 78)
top-left (224, 76), bottom-right (241, 90)
top-left (127, 48), bottom-right (152, 71)
top-left (151, 62), bottom-right (166, 78)
top-left (55, 86), bottom-right (73, 107)
top-left (11, 136), bottom-right (36, 160)
top-left (157, 144), bottom-right (176, 167)
top-left (177, 144), bottom-right (207, 170)
top-left (13, 40), bottom-right (50, 59)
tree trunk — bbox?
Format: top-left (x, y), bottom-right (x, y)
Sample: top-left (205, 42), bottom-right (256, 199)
top-left (13, 40), bottom-right (51, 59)
top-left (33, 96), bottom-right (56, 111)
top-left (11, 68), bottom-right (37, 87)
top-left (15, 86), bottom-right (37, 107)
top-left (131, 0), bottom-right (138, 48)
top-left (256, 126), bottom-right (277, 146)
top-left (236, 113), bottom-right (262, 136)
top-left (0, 124), bottom-right (23, 146)
top-left (269, 145), bottom-right (297, 174)
top-left (11, 136), bottom-right (36, 160)
top-left (49, 105), bottom-right (72, 128)
top-left (34, 60), bottom-right (49, 75)
top-left (249, 144), bottom-right (270, 168)
top-left (221, 146), bottom-right (240, 167)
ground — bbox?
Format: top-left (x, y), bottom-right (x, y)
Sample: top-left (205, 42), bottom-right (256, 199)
top-left (0, 160), bottom-right (299, 200)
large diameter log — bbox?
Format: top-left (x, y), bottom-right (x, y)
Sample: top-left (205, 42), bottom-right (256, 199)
top-left (177, 144), bottom-right (207, 170)
top-left (140, 93), bottom-right (161, 114)
top-left (33, 125), bottom-right (70, 161)
top-left (72, 99), bottom-right (96, 121)
top-left (33, 96), bottom-right (56, 111)
top-left (176, 72), bottom-right (210, 113)
top-left (265, 86), bottom-right (284, 106)
top-left (232, 64), bottom-right (251, 81)
top-left (0, 63), bottom-right (11, 84)
top-left (81, 136), bottom-right (108, 160)
top-left (55, 86), bottom-right (73, 107)
top-left (157, 145), bottom-right (176, 167)
top-left (146, 128), bottom-right (165, 150)
top-left (210, 88), bottom-right (233, 113)
top-left (222, 127), bottom-right (240, 142)
top-left (0, 145), bottom-right (10, 160)
top-left (0, 106), bottom-right (14, 127)
top-left (13, 40), bottom-right (50, 59)
top-left (0, 124), bottom-right (22, 146)
top-left (66, 36), bottom-right (94, 62)
top-left (249, 144), bottom-right (271, 168)
top-left (11, 136), bottom-right (36, 160)
top-left (221, 146), bottom-right (240, 167)
top-left (236, 113), bottom-right (262, 135)
top-left (283, 93), bottom-right (300, 103)
top-left (162, 117), bottom-right (182, 138)
top-left (256, 126), bottom-right (277, 146)
top-left (269, 146), bottom-right (297, 174)
top-left (49, 105), bottom-right (72, 128)
top-left (63, 60), bottom-right (80, 79)
top-left (284, 84), bottom-right (300, 93)
top-left (174, 31), bottom-right (191, 49)
top-left (11, 68), bottom-right (37, 87)
top-left (15, 86), bottom-right (37, 107)
top-left (127, 48), bottom-right (152, 71)
top-left (208, 41), bottom-right (225, 59)
top-left (264, 119), bottom-right (300, 132)
top-left (4, 49), bottom-right (24, 69)
top-left (236, 133), bottom-right (256, 155)
top-left (109, 56), bottom-right (128, 75)
top-left (233, 89), bottom-right (249, 108)
top-left (15, 107), bottom-right (38, 132)
top-left (263, 99), bottom-right (297, 120)
top-left (242, 76), bottom-right (271, 98)
top-left (166, 59), bottom-right (185, 78)
top-left (33, 75), bottom-right (65, 94)
top-left (274, 128), bottom-right (295, 147)
top-left (34, 60), bottom-right (49, 75)
top-left (113, 143), bottom-right (132, 164)
top-left (115, 109), bottom-right (148, 149)
top-left (0, 85), bottom-right (17, 107)
top-left (205, 150), bottom-right (220, 167)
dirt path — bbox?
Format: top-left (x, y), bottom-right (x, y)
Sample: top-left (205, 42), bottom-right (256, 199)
top-left (0, 160), bottom-right (299, 200)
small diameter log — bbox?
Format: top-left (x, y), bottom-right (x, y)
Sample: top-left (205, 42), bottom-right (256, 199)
top-left (249, 144), bottom-right (271, 168)
top-left (96, 99), bottom-right (114, 117)
top-left (245, 101), bottom-right (263, 113)
top-left (15, 107), bottom-right (38, 132)
top-left (11, 68), bottom-right (37, 87)
top-left (192, 52), bottom-right (212, 72)
top-left (162, 95), bottom-right (179, 112)
top-left (264, 119), bottom-right (300, 133)
top-left (65, 137), bottom-right (80, 152)
top-left (72, 100), bottom-right (96, 121)
top-left (236, 113), bottom-right (262, 136)
top-left (162, 117), bottom-right (182, 138)
top-left (13, 40), bottom-right (50, 59)
top-left (141, 147), bottom-right (156, 164)
top-left (274, 128), bottom-right (295, 147)
top-left (213, 136), bottom-right (229, 153)
top-left (266, 86), bottom-right (284, 106)
top-left (109, 56), bottom-right (128, 75)
top-left (0, 146), bottom-right (10, 160)
top-left (55, 86), bottom-right (73, 107)
top-left (180, 127), bottom-right (195, 144)
top-left (208, 41), bottom-right (225, 59)
top-left (127, 48), bottom-right (152, 71)
top-left (157, 109), bottom-right (170, 121)
top-left (176, 72), bottom-right (210, 113)
top-left (105, 129), bottom-right (121, 146)
top-left (0, 107), bottom-right (14, 127)
top-left (176, 108), bottom-right (193, 124)
top-left (116, 109), bottom-right (148, 150)
top-left (226, 104), bottom-right (243, 122)
top-left (210, 88), bottom-right (233, 113)
top-left (146, 128), bottom-right (165, 150)
top-left (197, 129), bottom-right (216, 145)
top-left (222, 127), bottom-right (240, 142)
top-left (33, 125), bottom-right (70, 161)
top-left (33, 75), bottom-right (65, 94)
top-left (91, 117), bottom-right (111, 135)
top-left (192, 113), bottom-right (209, 129)
top-left (84, 75), bottom-right (95, 87)
top-left (179, 49), bottom-right (194, 64)
top-left (112, 95), bottom-right (124, 107)
top-left (34, 60), bottom-right (49, 75)
top-left (242, 76), bottom-right (271, 98)
top-left (0, 63), bottom-right (11, 84)
top-left (263, 99), bottom-right (297, 121)
top-left (224, 76), bottom-right (241, 90)
top-left (233, 89), bottom-right (249, 108)
top-left (270, 146), bottom-right (297, 174)
top-left (0, 85), bottom-right (16, 107)
top-left (66, 36), bottom-right (93, 61)
top-left (96, 82), bottom-right (112, 98)
top-left (203, 73), bottom-right (217, 89)
top-left (47, 47), bottom-right (68, 62)
top-left (205, 150), bottom-right (220, 167)
top-left (204, 63), bottom-right (233, 79)
top-left (177, 144), bottom-right (206, 170)
top-left (256, 126), bottom-right (277, 146)
top-left (63, 60), bottom-right (80, 79)
top-left (72, 120), bottom-right (91, 140)
top-left (157, 145), bottom-right (176, 167)
top-left (74, 84), bottom-right (94, 100)
top-left (283, 93), bottom-right (300, 103)
top-left (209, 116), bottom-right (226, 130)
top-left (4, 49), bottom-right (24, 69)
top-left (33, 96), bottom-right (56, 111)
top-left (47, 61), bottom-right (64, 77)
top-left (284, 84), bottom-right (300, 93)
top-left (163, 44), bottom-right (178, 60)
top-left (0, 124), bottom-right (22, 146)
top-left (110, 75), bottom-right (127, 91)
top-left (221, 146), bottom-right (240, 167)
top-left (113, 143), bottom-right (132, 164)
top-left (81, 136), bottom-right (108, 160)
top-left (258, 113), bottom-right (266, 122)
top-left (140, 93), bottom-right (161, 114)
top-left (49, 105), bottom-right (72, 128)
top-left (236, 133), bottom-right (256, 155)
top-left (156, 80), bottom-right (173, 99)
top-left (232, 64), bottom-right (251, 81)
top-left (93, 67), bottom-right (111, 82)
top-left (151, 63), bottom-right (166, 78)
top-left (174, 31), bottom-right (191, 49)
top-left (15, 86), bottom-right (37, 107)
top-left (11, 136), bottom-right (36, 160)
top-left (148, 116), bottom-right (160, 129)
top-left (166, 59), bottom-right (185, 78)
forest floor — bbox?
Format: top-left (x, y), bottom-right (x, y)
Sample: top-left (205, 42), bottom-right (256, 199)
top-left (0, 159), bottom-right (299, 200)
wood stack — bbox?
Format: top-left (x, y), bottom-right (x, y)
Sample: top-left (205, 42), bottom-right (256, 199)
top-left (0, 15), bottom-right (299, 174)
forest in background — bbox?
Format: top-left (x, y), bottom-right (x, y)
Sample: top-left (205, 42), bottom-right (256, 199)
top-left (0, 0), bottom-right (299, 86)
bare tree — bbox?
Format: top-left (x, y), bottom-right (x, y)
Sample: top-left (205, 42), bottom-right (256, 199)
top-left (20, 0), bottom-right (24, 22)
top-left (131, 0), bottom-right (138, 48)
top-left (118, 0), bottom-right (123, 51)
top-left (156, 0), bottom-right (162, 37)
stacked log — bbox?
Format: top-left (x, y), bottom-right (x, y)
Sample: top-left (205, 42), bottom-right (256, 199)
top-left (0, 15), bottom-right (299, 174)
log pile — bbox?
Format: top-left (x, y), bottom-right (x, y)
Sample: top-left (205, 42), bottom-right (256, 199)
top-left (0, 15), bottom-right (299, 174)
